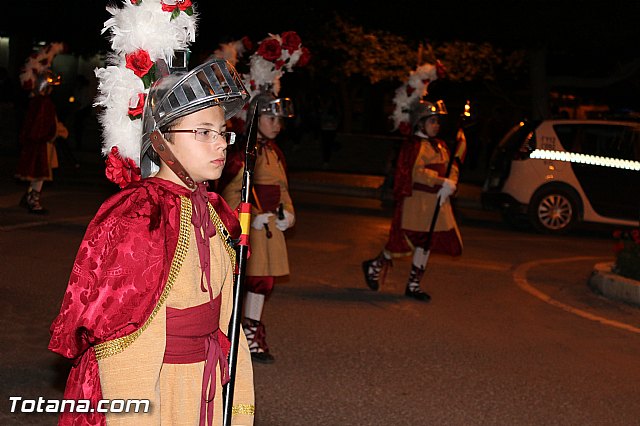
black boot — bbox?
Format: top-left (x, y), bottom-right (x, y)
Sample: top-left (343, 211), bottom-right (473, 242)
top-left (362, 252), bottom-right (391, 291)
top-left (21, 189), bottom-right (47, 214)
top-left (243, 319), bottom-right (275, 364)
top-left (405, 264), bottom-right (431, 302)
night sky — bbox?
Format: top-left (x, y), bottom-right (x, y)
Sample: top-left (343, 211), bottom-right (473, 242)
top-left (3, 1), bottom-right (639, 78)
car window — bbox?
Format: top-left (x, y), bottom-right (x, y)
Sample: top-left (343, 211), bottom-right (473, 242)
top-left (498, 121), bottom-right (534, 148)
top-left (553, 124), bottom-right (640, 161)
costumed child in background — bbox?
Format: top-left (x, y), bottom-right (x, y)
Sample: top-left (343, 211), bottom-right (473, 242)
top-left (48, 1), bottom-right (254, 425)
top-left (217, 32), bottom-right (309, 363)
top-left (362, 62), bottom-right (463, 302)
top-left (16, 42), bottom-right (68, 214)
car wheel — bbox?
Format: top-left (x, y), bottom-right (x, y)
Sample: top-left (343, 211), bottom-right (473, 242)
top-left (529, 188), bottom-right (578, 234)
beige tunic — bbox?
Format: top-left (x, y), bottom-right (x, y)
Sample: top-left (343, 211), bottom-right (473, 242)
top-left (97, 204), bottom-right (254, 425)
top-left (401, 139), bottom-right (462, 245)
top-left (222, 144), bottom-right (293, 277)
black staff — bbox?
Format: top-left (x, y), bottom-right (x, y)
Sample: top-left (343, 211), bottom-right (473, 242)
top-left (223, 103), bottom-right (259, 426)
top-left (421, 101), bottom-right (470, 255)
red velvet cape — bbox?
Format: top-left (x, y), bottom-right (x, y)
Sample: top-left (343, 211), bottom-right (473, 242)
top-left (15, 95), bottom-right (58, 179)
top-left (48, 178), bottom-right (240, 425)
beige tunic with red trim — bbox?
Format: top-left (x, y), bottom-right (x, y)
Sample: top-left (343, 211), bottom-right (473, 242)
top-left (222, 144), bottom-right (293, 277)
top-left (401, 138), bottom-right (462, 245)
top-left (96, 203), bottom-right (255, 425)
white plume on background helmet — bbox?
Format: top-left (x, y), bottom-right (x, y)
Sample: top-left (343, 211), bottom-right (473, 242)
top-left (19, 42), bottom-right (65, 91)
top-left (390, 62), bottom-right (438, 132)
top-left (94, 0), bottom-right (197, 167)
top-left (235, 32), bottom-right (306, 123)
top-left (213, 39), bottom-right (248, 67)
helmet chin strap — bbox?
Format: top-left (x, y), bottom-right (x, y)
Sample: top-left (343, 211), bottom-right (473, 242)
top-left (150, 130), bottom-right (197, 190)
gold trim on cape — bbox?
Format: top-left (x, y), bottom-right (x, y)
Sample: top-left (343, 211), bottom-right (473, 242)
top-left (94, 196), bottom-right (192, 360)
top-left (93, 196), bottom-right (238, 360)
top-left (208, 202), bottom-right (237, 272)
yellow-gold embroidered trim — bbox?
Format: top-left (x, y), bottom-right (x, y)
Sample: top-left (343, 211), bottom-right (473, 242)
top-left (208, 203), bottom-right (237, 272)
top-left (94, 196), bottom-right (192, 360)
top-left (232, 404), bottom-right (255, 416)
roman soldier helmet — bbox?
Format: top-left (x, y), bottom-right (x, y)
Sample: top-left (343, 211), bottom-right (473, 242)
top-left (34, 70), bottom-right (62, 96)
top-left (94, 0), bottom-right (250, 189)
top-left (409, 99), bottom-right (448, 130)
top-left (140, 57), bottom-right (250, 177)
top-left (19, 42), bottom-right (64, 97)
top-left (248, 89), bottom-right (295, 118)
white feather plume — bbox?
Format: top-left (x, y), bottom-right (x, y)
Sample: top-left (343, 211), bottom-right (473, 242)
top-left (95, 0), bottom-right (198, 166)
top-left (213, 39), bottom-right (247, 66)
top-left (103, 0), bottom-right (197, 63)
top-left (19, 42), bottom-right (64, 89)
top-left (94, 65), bottom-right (145, 163)
top-left (390, 63), bottom-right (438, 131)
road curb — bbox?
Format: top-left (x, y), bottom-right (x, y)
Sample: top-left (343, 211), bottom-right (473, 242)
top-left (589, 262), bottom-right (640, 307)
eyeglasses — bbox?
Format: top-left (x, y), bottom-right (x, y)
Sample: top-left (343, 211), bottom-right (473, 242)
top-left (164, 128), bottom-right (236, 145)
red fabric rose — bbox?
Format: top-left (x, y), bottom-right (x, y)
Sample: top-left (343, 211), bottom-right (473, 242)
top-left (296, 47), bottom-right (311, 67)
top-left (128, 93), bottom-right (146, 118)
top-left (125, 50), bottom-right (154, 78)
top-left (406, 85), bottom-right (415, 97)
top-left (161, 0), bottom-right (192, 12)
top-left (105, 147), bottom-right (141, 189)
top-left (257, 38), bottom-right (282, 62)
top-left (241, 36), bottom-right (253, 51)
top-left (281, 31), bottom-right (301, 54)
top-left (274, 59), bottom-right (285, 70)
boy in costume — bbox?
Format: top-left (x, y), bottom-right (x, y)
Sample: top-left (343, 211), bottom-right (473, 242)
top-left (16, 42), bottom-right (68, 214)
top-left (48, 1), bottom-right (254, 424)
top-left (217, 32), bottom-right (308, 363)
top-left (362, 63), bottom-right (463, 302)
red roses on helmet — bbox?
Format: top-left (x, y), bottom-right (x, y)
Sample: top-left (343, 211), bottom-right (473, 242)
top-left (105, 147), bottom-right (141, 189)
top-left (125, 50), bottom-right (154, 78)
top-left (257, 38), bottom-right (282, 62)
top-left (281, 31), bottom-right (301, 54)
top-left (297, 47), bottom-right (311, 67)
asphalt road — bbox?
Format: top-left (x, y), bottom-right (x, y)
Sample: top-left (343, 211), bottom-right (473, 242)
top-left (1, 184), bottom-right (639, 425)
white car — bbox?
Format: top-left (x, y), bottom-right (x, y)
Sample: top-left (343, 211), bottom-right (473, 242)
top-left (482, 119), bottom-right (640, 233)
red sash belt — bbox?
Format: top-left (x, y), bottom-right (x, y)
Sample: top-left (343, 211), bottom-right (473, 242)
top-left (412, 182), bottom-right (441, 194)
top-left (253, 184), bottom-right (281, 212)
top-left (164, 296), bottom-right (230, 426)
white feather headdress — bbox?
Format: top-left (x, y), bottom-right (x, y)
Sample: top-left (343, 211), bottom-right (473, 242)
top-left (212, 37), bottom-right (251, 67)
top-left (235, 31), bottom-right (310, 123)
top-left (94, 0), bottom-right (198, 186)
top-left (390, 62), bottom-right (439, 134)
top-left (19, 42), bottom-right (64, 92)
